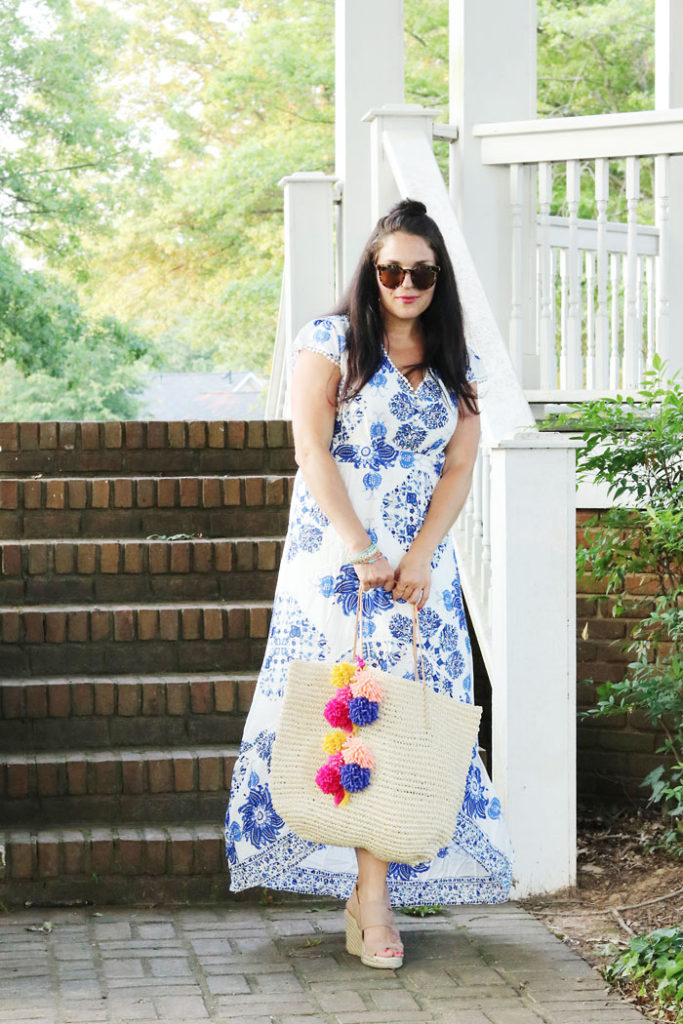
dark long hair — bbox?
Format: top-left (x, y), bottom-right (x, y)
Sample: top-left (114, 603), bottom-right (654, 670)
top-left (335, 199), bottom-right (477, 414)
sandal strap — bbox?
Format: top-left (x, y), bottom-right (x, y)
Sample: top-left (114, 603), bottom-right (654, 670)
top-left (358, 899), bottom-right (394, 931)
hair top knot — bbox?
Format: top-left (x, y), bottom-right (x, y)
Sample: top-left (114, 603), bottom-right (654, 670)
top-left (392, 198), bottom-right (427, 217)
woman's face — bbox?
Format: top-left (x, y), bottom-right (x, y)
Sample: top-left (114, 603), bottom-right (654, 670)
top-left (374, 231), bottom-right (438, 326)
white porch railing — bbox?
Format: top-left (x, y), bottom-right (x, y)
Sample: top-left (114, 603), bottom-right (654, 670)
top-left (268, 105), bottom-right (579, 898)
top-left (471, 109), bottom-right (683, 393)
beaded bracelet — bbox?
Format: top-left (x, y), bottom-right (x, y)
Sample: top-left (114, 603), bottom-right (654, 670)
top-left (349, 541), bottom-right (378, 565)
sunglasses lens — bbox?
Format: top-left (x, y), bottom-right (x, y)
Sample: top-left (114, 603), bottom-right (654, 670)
top-left (410, 266), bottom-right (438, 290)
top-left (377, 265), bottom-right (404, 289)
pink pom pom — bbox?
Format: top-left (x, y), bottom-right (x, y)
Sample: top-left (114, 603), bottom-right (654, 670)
top-left (315, 761), bottom-right (342, 795)
top-left (341, 735), bottom-right (375, 770)
top-left (323, 691), bottom-right (353, 732)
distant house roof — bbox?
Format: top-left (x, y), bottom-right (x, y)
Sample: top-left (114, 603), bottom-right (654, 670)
top-left (136, 371), bottom-right (267, 420)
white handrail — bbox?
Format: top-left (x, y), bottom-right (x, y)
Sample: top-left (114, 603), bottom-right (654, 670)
top-left (473, 107), bottom-right (683, 163)
top-left (364, 105), bottom-right (578, 897)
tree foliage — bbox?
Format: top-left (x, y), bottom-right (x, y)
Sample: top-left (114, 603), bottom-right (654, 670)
top-left (0, 0), bottom-right (156, 420)
top-left (0, 0), bottom-right (660, 418)
top-left (538, 0), bottom-right (655, 117)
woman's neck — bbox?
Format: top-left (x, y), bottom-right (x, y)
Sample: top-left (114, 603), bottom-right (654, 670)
top-left (383, 318), bottom-right (423, 353)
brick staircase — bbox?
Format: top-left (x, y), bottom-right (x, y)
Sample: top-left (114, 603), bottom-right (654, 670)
top-left (0, 420), bottom-right (295, 906)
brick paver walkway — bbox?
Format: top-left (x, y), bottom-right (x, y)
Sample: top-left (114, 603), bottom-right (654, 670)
top-left (0, 900), bottom-right (645, 1024)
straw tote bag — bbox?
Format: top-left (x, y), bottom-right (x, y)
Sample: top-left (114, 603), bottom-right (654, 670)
top-left (269, 596), bottom-right (482, 865)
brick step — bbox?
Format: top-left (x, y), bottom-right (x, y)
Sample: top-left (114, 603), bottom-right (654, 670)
top-left (0, 673), bottom-right (256, 751)
top-left (0, 822), bottom-right (229, 906)
top-left (0, 601), bottom-right (271, 677)
top-left (0, 744), bottom-right (237, 827)
top-left (1, 538), bottom-right (283, 604)
top-left (0, 420), bottom-right (295, 477)
top-left (0, 475), bottom-right (294, 539)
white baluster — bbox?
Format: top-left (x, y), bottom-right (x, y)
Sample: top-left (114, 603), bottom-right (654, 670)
top-left (538, 162), bottom-right (556, 388)
top-left (550, 247), bottom-right (558, 384)
top-left (594, 158), bottom-right (610, 388)
top-left (585, 251), bottom-right (596, 389)
top-left (566, 160), bottom-right (583, 388)
top-left (509, 164), bottom-right (525, 378)
top-left (645, 255), bottom-right (656, 370)
top-left (481, 446), bottom-right (492, 626)
top-left (655, 154), bottom-right (671, 366)
top-left (623, 157), bottom-right (641, 386)
top-left (559, 248), bottom-right (568, 388)
top-left (471, 450), bottom-right (483, 572)
top-left (610, 253), bottom-right (620, 388)
top-left (535, 244), bottom-right (541, 364)
top-left (636, 255), bottom-right (645, 378)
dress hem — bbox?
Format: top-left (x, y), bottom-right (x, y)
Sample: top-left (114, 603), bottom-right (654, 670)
top-left (226, 812), bottom-right (513, 908)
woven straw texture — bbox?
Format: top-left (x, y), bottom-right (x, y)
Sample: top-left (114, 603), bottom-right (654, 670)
top-left (270, 660), bottom-right (482, 865)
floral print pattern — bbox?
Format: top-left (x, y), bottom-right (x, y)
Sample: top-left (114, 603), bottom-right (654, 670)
top-left (225, 315), bottom-right (513, 906)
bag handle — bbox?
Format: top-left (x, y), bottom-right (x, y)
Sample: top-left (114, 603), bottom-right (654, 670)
top-left (352, 591), bottom-right (430, 728)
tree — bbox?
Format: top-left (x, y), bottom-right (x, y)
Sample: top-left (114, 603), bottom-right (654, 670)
top-left (0, 0), bottom-right (157, 419)
top-left (0, 0), bottom-right (659, 412)
top-left (537, 0), bottom-right (655, 118)
top-left (78, 0), bottom-right (656, 377)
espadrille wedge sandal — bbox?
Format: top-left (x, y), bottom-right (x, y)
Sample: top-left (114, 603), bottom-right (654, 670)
top-left (344, 886), bottom-right (404, 969)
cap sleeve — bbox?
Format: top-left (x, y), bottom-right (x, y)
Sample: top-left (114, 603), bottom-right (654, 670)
top-left (465, 346), bottom-right (487, 388)
top-left (287, 316), bottom-right (348, 377)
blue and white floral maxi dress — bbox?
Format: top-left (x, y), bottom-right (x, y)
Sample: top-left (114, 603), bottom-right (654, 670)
top-left (225, 315), bottom-right (514, 905)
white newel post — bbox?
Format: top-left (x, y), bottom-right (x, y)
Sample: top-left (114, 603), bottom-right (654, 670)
top-left (655, 0), bottom-right (683, 375)
top-left (449, 0), bottom-right (538, 385)
top-left (335, 0), bottom-right (404, 290)
top-left (489, 434), bottom-right (579, 897)
top-left (270, 173), bottom-right (336, 418)
top-left (363, 105), bottom-right (442, 223)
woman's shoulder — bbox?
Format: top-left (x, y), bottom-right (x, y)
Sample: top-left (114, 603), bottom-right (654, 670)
top-left (291, 314), bottom-right (350, 368)
top-left (308, 314), bottom-right (350, 344)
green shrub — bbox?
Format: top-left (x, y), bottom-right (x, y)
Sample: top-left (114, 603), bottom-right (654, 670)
top-left (605, 927), bottom-right (683, 1021)
top-left (544, 357), bottom-right (683, 851)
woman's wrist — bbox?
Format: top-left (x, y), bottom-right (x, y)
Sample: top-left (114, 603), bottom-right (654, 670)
top-left (349, 541), bottom-right (378, 565)
top-left (408, 535), bottom-right (436, 561)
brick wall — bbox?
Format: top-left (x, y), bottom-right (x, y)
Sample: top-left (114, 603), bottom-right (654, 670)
top-left (575, 509), bottom-right (670, 803)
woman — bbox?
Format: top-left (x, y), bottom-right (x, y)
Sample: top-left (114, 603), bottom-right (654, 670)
top-left (225, 199), bottom-right (513, 968)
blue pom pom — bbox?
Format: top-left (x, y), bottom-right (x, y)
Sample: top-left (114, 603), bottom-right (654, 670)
top-left (348, 696), bottom-right (380, 726)
top-left (340, 763), bottom-right (371, 792)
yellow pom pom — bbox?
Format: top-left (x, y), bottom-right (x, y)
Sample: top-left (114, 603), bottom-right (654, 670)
top-left (322, 730), bottom-right (346, 754)
top-left (331, 662), bottom-right (355, 688)
top-left (339, 792), bottom-right (350, 807)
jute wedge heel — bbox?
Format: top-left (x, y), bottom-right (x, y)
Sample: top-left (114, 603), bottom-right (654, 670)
top-left (344, 888), bottom-right (404, 969)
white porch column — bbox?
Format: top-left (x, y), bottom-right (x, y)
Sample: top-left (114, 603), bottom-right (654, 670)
top-left (489, 433), bottom-right (579, 897)
top-left (335, 0), bottom-right (405, 290)
top-left (449, 0), bottom-right (537, 384)
top-left (266, 173), bottom-right (337, 418)
top-left (655, 0), bottom-right (683, 374)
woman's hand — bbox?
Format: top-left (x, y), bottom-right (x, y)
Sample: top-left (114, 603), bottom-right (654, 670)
top-left (354, 555), bottom-right (396, 593)
top-left (393, 548), bottom-right (432, 609)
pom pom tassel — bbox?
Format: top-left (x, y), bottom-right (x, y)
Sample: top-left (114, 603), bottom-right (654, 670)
top-left (348, 696), bottom-right (380, 727)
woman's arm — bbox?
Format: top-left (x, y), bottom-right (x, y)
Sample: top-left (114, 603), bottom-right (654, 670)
top-left (393, 394), bottom-right (481, 608)
top-left (291, 349), bottom-right (395, 591)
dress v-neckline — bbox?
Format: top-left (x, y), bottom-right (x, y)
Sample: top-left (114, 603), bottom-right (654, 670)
top-left (383, 350), bottom-right (427, 395)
